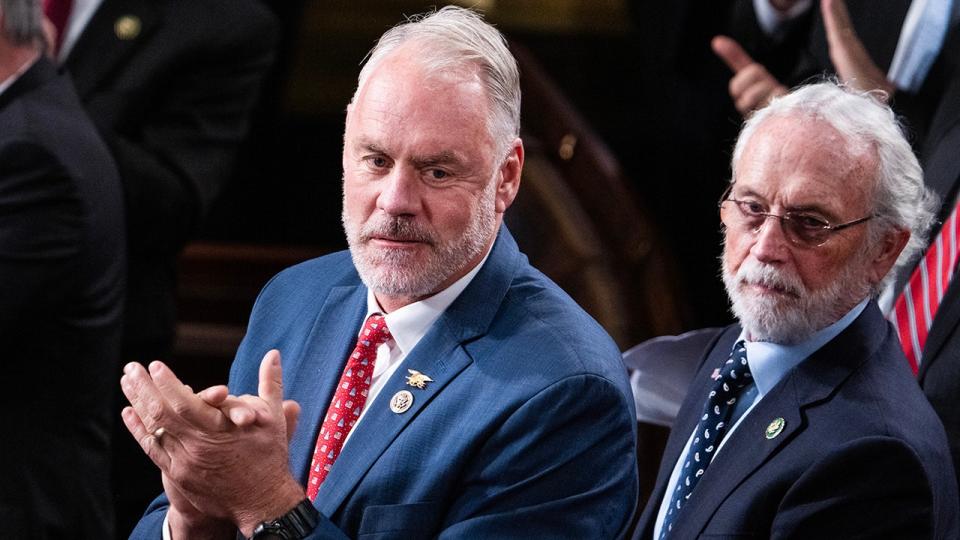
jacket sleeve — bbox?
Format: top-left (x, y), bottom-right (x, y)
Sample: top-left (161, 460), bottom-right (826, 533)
top-left (0, 141), bottom-right (82, 330)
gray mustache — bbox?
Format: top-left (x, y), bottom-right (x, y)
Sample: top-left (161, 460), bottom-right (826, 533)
top-left (361, 218), bottom-right (436, 244)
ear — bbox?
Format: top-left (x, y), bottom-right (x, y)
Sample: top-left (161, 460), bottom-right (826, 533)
top-left (494, 138), bottom-right (524, 214)
top-left (868, 227), bottom-right (910, 285)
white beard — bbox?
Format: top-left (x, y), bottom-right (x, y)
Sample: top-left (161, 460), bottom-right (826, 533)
top-left (721, 253), bottom-right (873, 344)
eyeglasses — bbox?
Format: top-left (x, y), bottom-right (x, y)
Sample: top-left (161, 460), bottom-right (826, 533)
top-left (718, 185), bottom-right (873, 248)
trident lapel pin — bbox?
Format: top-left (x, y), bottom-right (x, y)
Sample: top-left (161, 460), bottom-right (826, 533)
top-left (405, 369), bottom-right (434, 389)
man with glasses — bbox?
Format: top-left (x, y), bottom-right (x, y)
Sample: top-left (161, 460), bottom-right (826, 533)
top-left (631, 81), bottom-right (959, 538)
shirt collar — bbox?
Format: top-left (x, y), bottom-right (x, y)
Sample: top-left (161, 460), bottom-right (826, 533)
top-left (364, 247), bottom-right (492, 355)
top-left (739, 298), bottom-right (869, 396)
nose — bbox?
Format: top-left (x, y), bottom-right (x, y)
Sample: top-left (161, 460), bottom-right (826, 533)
top-left (376, 166), bottom-right (421, 217)
top-left (749, 216), bottom-right (790, 263)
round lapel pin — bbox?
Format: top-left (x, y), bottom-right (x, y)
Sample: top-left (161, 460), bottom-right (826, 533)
top-left (765, 417), bottom-right (786, 439)
top-left (389, 390), bottom-right (414, 414)
top-left (114, 15), bottom-right (141, 40)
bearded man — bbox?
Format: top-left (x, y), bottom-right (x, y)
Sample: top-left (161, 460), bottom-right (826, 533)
top-left (120, 6), bottom-right (638, 540)
top-left (631, 82), bottom-right (959, 539)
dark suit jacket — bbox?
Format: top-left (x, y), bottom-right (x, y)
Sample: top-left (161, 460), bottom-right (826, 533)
top-left (130, 227), bottom-right (640, 539)
top-left (63, 0), bottom-right (278, 358)
top-left (918, 70), bottom-right (960, 500)
top-left (728, 0), bottom-right (958, 152)
top-left (0, 57), bottom-right (125, 538)
top-left (634, 303), bottom-right (959, 539)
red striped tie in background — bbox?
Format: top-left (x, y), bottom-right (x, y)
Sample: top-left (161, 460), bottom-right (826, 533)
top-left (893, 201), bottom-right (960, 374)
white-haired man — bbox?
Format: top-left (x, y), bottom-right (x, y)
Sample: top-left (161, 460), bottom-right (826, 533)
top-left (632, 82), bottom-right (959, 539)
top-left (121, 7), bottom-right (638, 540)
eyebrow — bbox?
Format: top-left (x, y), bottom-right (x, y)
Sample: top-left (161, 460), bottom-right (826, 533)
top-left (354, 140), bottom-right (388, 155)
top-left (733, 187), bottom-right (839, 221)
top-left (410, 151), bottom-right (463, 169)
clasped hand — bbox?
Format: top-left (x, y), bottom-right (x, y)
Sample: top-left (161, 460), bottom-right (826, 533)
top-left (120, 350), bottom-right (305, 537)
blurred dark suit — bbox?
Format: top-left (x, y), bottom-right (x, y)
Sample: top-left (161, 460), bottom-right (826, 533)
top-left (727, 0), bottom-right (958, 152)
top-left (62, 0), bottom-right (279, 360)
top-left (58, 1), bottom-right (279, 533)
top-left (0, 56), bottom-right (125, 538)
top-left (917, 72), bottom-right (960, 497)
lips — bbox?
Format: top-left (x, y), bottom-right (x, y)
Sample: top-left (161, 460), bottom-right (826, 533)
top-left (742, 279), bottom-right (801, 298)
top-left (368, 235), bottom-right (425, 247)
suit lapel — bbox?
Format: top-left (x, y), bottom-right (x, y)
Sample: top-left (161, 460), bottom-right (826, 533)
top-left (62, 0), bottom-right (160, 98)
top-left (0, 57), bottom-right (56, 112)
top-left (670, 304), bottom-right (885, 538)
top-left (314, 317), bottom-right (476, 518)
top-left (285, 284), bottom-right (368, 484)
top-left (314, 227), bottom-right (521, 518)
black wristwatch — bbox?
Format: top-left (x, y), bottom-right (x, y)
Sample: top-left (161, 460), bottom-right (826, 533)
top-left (249, 498), bottom-right (320, 540)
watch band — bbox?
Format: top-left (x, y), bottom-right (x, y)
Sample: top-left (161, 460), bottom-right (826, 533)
top-left (250, 498), bottom-right (320, 540)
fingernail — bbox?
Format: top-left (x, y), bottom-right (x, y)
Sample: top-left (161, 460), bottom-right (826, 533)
top-left (149, 361), bottom-right (163, 375)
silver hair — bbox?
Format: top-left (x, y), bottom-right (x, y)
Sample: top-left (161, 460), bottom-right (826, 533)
top-left (350, 5), bottom-right (521, 158)
top-left (730, 81), bottom-right (938, 291)
top-left (0, 0), bottom-right (44, 48)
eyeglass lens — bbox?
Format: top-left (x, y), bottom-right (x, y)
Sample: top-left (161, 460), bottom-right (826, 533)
top-left (720, 200), bottom-right (831, 247)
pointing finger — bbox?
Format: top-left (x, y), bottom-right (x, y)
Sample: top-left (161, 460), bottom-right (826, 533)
top-left (712, 35), bottom-right (754, 73)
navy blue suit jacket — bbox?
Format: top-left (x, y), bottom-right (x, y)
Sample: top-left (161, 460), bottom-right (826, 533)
top-left (132, 227), bottom-right (639, 538)
top-left (634, 303), bottom-right (959, 539)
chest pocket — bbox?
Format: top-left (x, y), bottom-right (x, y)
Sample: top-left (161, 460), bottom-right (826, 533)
top-left (357, 501), bottom-right (443, 539)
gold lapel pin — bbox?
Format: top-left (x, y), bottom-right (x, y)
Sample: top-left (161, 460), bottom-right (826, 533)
top-left (765, 417), bottom-right (786, 439)
top-left (405, 369), bottom-right (434, 389)
top-left (114, 15), bottom-right (141, 40)
top-left (390, 390), bottom-right (414, 414)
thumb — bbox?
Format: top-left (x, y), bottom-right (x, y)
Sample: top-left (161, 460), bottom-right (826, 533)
top-left (820, 0), bottom-right (892, 94)
top-left (282, 400), bottom-right (301, 443)
top-left (258, 349), bottom-right (285, 413)
top-left (712, 35), bottom-right (755, 73)
top-left (821, 0), bottom-right (855, 49)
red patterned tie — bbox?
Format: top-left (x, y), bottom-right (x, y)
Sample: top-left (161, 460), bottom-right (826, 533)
top-left (305, 314), bottom-right (390, 501)
top-left (42, 0), bottom-right (73, 56)
top-left (892, 199), bottom-right (960, 374)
